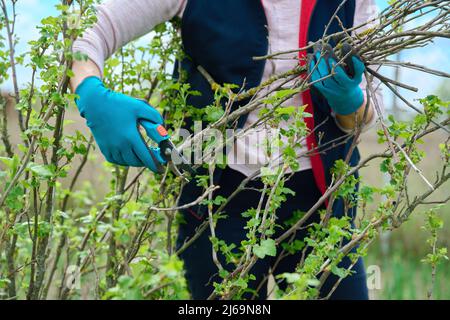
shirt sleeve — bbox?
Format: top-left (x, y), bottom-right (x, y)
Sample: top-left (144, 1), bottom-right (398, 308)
top-left (72, 0), bottom-right (186, 75)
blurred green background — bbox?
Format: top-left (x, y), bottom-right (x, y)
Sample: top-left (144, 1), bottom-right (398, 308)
top-left (360, 126), bottom-right (449, 300)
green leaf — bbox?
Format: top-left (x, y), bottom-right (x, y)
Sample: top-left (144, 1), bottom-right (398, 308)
top-left (6, 186), bottom-right (24, 211)
top-left (212, 195), bottom-right (227, 206)
top-left (253, 238), bottom-right (277, 259)
top-left (73, 51), bottom-right (88, 62)
top-left (234, 277), bottom-right (248, 289)
top-left (260, 167), bottom-right (275, 177)
top-left (275, 106), bottom-right (297, 116)
top-left (154, 22), bottom-right (167, 33)
top-left (279, 273), bottom-right (300, 284)
top-left (204, 105), bottom-right (224, 122)
top-left (28, 163), bottom-right (53, 178)
top-left (0, 155), bottom-right (20, 176)
top-left (66, 68), bottom-right (75, 78)
top-left (331, 265), bottom-right (348, 278)
top-left (108, 58), bottom-right (121, 68)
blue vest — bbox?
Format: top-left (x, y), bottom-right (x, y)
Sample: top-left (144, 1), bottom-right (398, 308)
top-left (178, 0), bottom-right (359, 219)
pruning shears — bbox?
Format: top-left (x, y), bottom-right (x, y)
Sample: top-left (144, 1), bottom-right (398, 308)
top-left (140, 120), bottom-right (196, 181)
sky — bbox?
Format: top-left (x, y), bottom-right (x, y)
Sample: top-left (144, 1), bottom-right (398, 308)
top-left (2, 0), bottom-right (449, 113)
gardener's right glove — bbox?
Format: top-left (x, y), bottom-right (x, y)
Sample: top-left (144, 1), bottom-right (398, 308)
top-left (308, 42), bottom-right (365, 115)
top-left (75, 76), bottom-right (166, 173)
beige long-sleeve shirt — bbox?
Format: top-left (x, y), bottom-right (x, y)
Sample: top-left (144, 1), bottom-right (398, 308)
top-left (73, 0), bottom-right (383, 177)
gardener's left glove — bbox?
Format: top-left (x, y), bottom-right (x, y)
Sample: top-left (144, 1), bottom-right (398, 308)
top-left (308, 43), bottom-right (365, 115)
top-left (74, 76), bottom-right (166, 173)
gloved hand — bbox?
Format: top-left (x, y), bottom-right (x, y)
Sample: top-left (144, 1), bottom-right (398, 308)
top-left (75, 76), bottom-right (166, 173)
top-left (309, 43), bottom-right (365, 115)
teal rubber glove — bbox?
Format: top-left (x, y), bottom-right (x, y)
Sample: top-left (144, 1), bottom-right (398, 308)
top-left (75, 76), bottom-right (166, 172)
top-left (309, 43), bottom-right (365, 115)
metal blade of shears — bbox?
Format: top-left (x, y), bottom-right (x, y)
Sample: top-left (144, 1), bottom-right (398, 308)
top-left (139, 119), bottom-right (196, 180)
top-left (159, 138), bottom-right (196, 181)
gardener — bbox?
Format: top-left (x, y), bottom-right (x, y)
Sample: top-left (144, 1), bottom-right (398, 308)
top-left (71, 0), bottom-right (383, 299)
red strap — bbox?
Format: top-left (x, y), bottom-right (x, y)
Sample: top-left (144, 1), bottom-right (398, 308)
top-left (298, 0), bottom-right (328, 197)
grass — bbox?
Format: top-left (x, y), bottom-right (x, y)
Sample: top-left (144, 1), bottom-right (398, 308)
top-left (366, 242), bottom-right (450, 300)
